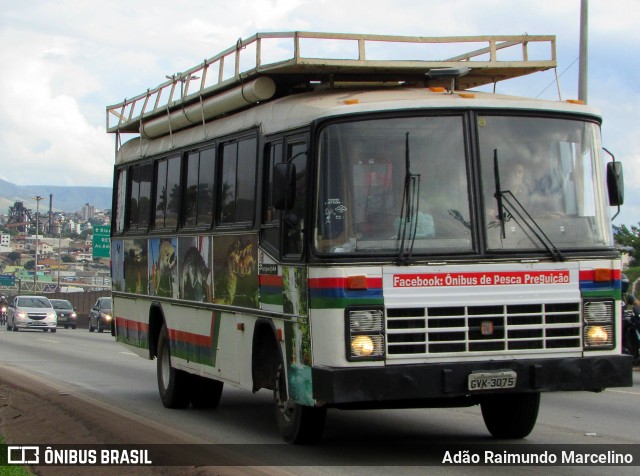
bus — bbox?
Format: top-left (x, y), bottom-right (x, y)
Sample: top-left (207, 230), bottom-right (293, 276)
top-left (106, 32), bottom-right (631, 443)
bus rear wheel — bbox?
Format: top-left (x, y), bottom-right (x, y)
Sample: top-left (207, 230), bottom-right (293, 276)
top-left (274, 362), bottom-right (326, 444)
top-left (480, 392), bottom-right (540, 439)
top-left (157, 324), bottom-right (190, 409)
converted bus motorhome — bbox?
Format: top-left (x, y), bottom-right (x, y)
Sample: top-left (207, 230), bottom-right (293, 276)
top-left (107, 32), bottom-right (631, 443)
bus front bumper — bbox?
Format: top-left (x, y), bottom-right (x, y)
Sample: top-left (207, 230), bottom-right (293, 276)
top-left (312, 355), bottom-right (633, 407)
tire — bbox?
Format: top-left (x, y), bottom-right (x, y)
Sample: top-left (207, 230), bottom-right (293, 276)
top-left (189, 374), bottom-right (224, 409)
top-left (157, 323), bottom-right (190, 409)
top-left (97, 321), bottom-right (104, 333)
top-left (64, 325), bottom-right (69, 329)
top-left (481, 392), bottom-right (540, 439)
top-left (274, 360), bottom-right (326, 444)
top-left (51, 328), bottom-right (57, 333)
top-left (89, 319), bottom-right (95, 332)
top-left (72, 325), bottom-right (77, 330)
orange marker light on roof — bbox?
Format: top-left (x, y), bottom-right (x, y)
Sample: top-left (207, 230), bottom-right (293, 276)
top-left (343, 99), bottom-right (359, 105)
top-left (566, 99), bottom-right (585, 105)
top-left (428, 86), bottom-right (446, 92)
top-left (458, 92), bottom-right (475, 99)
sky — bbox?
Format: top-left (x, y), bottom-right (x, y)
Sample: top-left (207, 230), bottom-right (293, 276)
top-left (0, 0), bottom-right (638, 226)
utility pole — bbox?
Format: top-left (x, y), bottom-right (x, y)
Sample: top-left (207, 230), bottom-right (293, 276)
top-left (578, 0), bottom-right (588, 103)
top-left (33, 196), bottom-right (44, 292)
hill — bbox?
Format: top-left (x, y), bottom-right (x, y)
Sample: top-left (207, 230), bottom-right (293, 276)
top-left (0, 178), bottom-right (112, 214)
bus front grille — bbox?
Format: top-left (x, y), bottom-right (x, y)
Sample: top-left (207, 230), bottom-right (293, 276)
top-left (386, 303), bottom-right (581, 357)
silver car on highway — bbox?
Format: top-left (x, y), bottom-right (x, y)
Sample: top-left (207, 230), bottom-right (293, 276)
top-left (7, 295), bottom-right (57, 333)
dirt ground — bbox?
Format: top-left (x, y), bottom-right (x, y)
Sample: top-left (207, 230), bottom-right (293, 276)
top-left (0, 367), bottom-right (287, 476)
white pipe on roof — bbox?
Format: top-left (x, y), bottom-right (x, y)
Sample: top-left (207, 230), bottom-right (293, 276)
top-left (140, 76), bottom-right (276, 139)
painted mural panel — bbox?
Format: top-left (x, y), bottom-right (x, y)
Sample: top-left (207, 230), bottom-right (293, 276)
top-left (213, 235), bottom-right (258, 308)
top-left (149, 237), bottom-right (179, 298)
top-left (178, 236), bottom-right (212, 302)
top-left (111, 239), bottom-right (125, 292)
top-left (282, 266), bottom-right (313, 405)
top-left (123, 239), bottom-right (148, 294)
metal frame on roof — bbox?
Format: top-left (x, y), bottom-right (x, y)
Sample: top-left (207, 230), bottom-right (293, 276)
top-left (106, 31), bottom-right (557, 135)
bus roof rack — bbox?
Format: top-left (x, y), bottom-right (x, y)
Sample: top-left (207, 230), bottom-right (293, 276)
top-left (106, 31), bottom-right (557, 134)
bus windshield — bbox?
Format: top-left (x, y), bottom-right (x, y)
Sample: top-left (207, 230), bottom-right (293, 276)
top-left (315, 115), bottom-right (473, 255)
top-left (478, 115), bottom-right (612, 252)
top-left (314, 114), bottom-right (612, 256)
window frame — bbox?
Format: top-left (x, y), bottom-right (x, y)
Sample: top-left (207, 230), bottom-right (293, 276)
top-left (152, 153), bottom-right (182, 232)
top-left (216, 132), bottom-right (259, 229)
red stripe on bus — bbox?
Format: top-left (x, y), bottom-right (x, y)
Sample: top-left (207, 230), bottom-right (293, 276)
top-left (259, 274), bottom-right (282, 286)
top-left (116, 317), bottom-right (149, 332)
top-left (308, 277), bottom-right (383, 289)
top-left (579, 269), bottom-right (621, 281)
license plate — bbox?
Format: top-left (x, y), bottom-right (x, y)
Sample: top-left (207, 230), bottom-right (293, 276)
top-left (468, 371), bottom-right (517, 391)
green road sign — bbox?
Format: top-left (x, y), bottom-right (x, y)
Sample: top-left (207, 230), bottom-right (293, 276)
top-left (0, 274), bottom-right (15, 286)
top-left (92, 225), bottom-right (111, 259)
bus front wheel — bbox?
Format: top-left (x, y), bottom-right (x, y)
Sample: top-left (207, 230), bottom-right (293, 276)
top-left (157, 324), bottom-right (190, 409)
top-left (274, 362), bottom-right (326, 444)
top-left (480, 392), bottom-right (540, 439)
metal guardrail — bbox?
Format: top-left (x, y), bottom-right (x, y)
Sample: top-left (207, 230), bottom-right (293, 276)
top-left (106, 31), bottom-right (556, 134)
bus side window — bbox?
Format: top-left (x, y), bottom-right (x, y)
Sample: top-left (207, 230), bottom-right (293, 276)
top-left (182, 146), bottom-right (216, 228)
top-left (114, 168), bottom-right (127, 234)
top-left (261, 141), bottom-right (282, 254)
top-left (128, 162), bottom-right (152, 231)
top-left (219, 136), bottom-right (257, 226)
top-left (153, 154), bottom-right (181, 230)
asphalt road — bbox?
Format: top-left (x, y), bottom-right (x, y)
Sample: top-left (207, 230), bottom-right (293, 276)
top-left (0, 326), bottom-right (639, 474)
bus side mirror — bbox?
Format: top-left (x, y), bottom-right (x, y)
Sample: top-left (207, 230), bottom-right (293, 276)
top-left (273, 163), bottom-right (296, 211)
top-left (606, 161), bottom-right (624, 206)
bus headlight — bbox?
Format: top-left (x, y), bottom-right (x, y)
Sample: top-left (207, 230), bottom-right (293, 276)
top-left (583, 299), bottom-right (614, 349)
top-left (346, 307), bottom-right (385, 361)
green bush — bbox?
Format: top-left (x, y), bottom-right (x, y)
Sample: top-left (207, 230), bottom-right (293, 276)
top-left (623, 267), bottom-right (640, 295)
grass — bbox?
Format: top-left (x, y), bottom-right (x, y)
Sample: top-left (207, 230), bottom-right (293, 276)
top-left (0, 437), bottom-right (32, 476)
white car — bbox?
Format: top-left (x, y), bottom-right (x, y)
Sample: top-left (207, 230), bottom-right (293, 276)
top-left (7, 296), bottom-right (57, 333)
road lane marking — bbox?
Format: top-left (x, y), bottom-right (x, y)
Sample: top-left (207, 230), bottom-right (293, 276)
top-left (118, 351), bottom-right (138, 356)
top-left (38, 339), bottom-right (60, 343)
top-left (609, 389), bottom-right (640, 396)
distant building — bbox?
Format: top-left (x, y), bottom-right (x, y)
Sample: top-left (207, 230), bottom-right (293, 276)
top-left (82, 203), bottom-right (96, 221)
top-left (0, 233), bottom-right (10, 253)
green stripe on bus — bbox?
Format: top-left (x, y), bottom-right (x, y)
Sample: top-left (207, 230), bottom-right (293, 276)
top-left (310, 297), bottom-right (384, 309)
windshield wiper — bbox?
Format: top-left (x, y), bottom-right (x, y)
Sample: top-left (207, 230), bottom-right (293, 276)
top-left (493, 149), bottom-right (507, 239)
top-left (493, 149), bottom-right (564, 262)
top-left (396, 132), bottom-right (421, 265)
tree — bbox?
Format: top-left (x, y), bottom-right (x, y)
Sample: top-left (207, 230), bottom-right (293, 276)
top-left (6, 251), bottom-right (20, 264)
top-left (614, 224), bottom-right (640, 266)
top-left (24, 260), bottom-right (35, 270)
